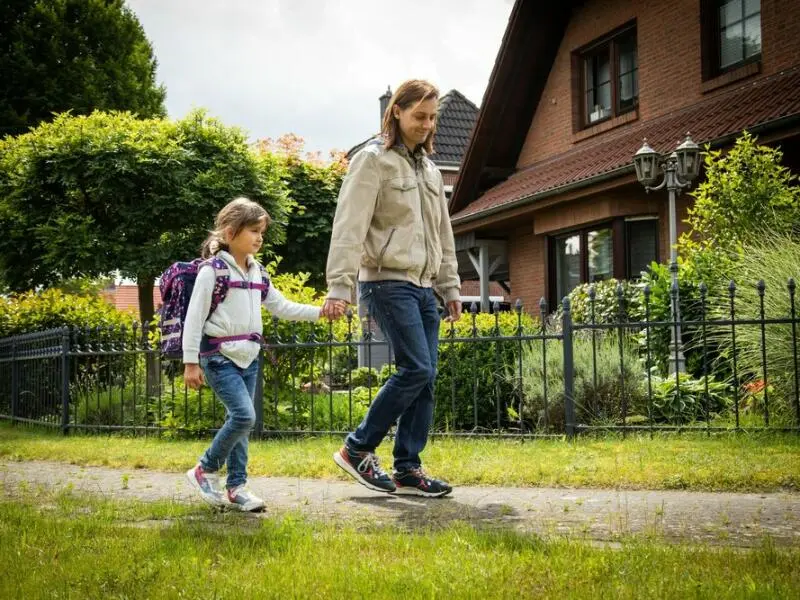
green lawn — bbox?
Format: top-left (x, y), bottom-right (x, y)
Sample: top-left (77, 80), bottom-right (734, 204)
top-left (2, 422), bottom-right (799, 492)
top-left (0, 489), bottom-right (797, 599)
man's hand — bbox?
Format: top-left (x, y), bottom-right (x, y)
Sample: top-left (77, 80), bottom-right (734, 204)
top-left (321, 298), bottom-right (348, 320)
top-left (444, 300), bottom-right (462, 322)
top-left (184, 363), bottom-right (204, 390)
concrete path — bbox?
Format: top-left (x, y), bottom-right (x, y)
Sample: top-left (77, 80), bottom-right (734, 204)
top-left (1, 459), bottom-right (798, 547)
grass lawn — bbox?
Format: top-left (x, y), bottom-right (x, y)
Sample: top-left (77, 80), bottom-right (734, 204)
top-left (0, 489), bottom-right (798, 599)
top-left (1, 422), bottom-right (799, 492)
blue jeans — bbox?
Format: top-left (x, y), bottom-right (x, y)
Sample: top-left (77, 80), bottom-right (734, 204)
top-left (198, 354), bottom-right (259, 489)
top-left (347, 281), bottom-right (440, 472)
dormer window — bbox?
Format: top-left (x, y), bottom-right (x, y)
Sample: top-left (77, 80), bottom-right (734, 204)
top-left (577, 24), bottom-right (638, 127)
top-left (702, 0), bottom-right (761, 79)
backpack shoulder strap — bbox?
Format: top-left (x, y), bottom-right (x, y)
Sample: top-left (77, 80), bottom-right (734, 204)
top-left (205, 256), bottom-right (231, 316)
top-left (257, 262), bottom-right (271, 302)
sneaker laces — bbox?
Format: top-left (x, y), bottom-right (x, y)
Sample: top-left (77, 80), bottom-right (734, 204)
top-left (406, 467), bottom-right (430, 481)
top-left (228, 485), bottom-right (249, 499)
top-left (357, 452), bottom-right (387, 478)
top-left (196, 465), bottom-right (218, 486)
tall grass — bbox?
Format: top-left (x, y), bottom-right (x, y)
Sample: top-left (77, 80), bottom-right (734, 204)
top-left (706, 235), bottom-right (800, 425)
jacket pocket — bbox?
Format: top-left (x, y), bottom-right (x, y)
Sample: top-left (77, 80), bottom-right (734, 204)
top-left (377, 228), bottom-right (397, 272)
top-left (389, 177), bottom-right (417, 193)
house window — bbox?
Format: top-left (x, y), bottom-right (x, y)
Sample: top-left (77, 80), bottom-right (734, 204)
top-left (626, 218), bottom-right (659, 279)
top-left (703, 0), bottom-right (761, 77)
top-left (550, 217), bottom-right (658, 304)
top-left (579, 25), bottom-right (638, 126)
top-left (555, 234), bottom-right (582, 303)
top-left (553, 226), bottom-right (614, 302)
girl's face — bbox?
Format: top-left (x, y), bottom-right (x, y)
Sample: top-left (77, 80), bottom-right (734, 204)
top-left (226, 219), bottom-right (266, 257)
top-left (393, 97), bottom-right (437, 148)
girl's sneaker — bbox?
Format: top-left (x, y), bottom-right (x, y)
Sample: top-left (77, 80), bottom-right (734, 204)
top-left (227, 485), bottom-right (266, 512)
top-left (185, 464), bottom-right (227, 507)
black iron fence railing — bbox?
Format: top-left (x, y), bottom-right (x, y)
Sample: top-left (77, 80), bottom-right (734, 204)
top-left (2, 280), bottom-right (799, 437)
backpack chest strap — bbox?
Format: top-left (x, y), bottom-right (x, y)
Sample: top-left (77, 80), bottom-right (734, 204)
top-left (227, 280), bottom-right (269, 291)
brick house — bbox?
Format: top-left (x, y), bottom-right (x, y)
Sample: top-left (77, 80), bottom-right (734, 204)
top-left (450, 0), bottom-right (800, 313)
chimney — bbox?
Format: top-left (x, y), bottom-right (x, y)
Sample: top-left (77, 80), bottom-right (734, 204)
top-left (379, 85), bottom-right (392, 127)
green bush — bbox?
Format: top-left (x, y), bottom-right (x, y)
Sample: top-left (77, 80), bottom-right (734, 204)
top-left (678, 131), bottom-right (800, 265)
top-left (0, 288), bottom-right (134, 338)
top-left (556, 271), bottom-right (710, 379)
top-left (378, 363), bottom-right (396, 385)
top-left (348, 366), bottom-right (380, 388)
top-left (514, 332), bottom-right (645, 430)
top-left (435, 309), bottom-right (538, 431)
top-left (648, 373), bottom-right (730, 424)
top-left (261, 386), bottom-right (370, 432)
top-left (555, 278), bottom-right (644, 324)
top-left (638, 261), bottom-right (711, 377)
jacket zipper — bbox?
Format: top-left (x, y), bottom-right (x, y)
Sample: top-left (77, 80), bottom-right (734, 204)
top-left (415, 163), bottom-right (430, 279)
top-left (377, 228), bottom-right (396, 272)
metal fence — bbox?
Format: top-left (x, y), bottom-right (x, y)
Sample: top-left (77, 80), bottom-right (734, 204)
top-left (1, 281), bottom-right (799, 438)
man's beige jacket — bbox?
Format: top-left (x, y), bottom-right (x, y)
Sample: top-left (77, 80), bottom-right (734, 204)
top-left (326, 140), bottom-right (461, 304)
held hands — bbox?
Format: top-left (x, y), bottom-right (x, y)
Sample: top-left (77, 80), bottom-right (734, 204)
top-left (321, 298), bottom-right (348, 321)
top-left (184, 363), bottom-right (204, 390)
top-left (444, 300), bottom-right (462, 323)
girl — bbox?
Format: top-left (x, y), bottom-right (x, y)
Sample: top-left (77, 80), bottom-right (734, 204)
top-left (183, 197), bottom-right (343, 511)
top-left (322, 80), bottom-right (462, 497)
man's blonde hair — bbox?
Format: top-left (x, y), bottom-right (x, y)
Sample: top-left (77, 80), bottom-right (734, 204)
top-left (381, 79), bottom-right (439, 154)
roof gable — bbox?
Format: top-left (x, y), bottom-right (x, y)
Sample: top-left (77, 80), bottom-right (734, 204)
top-left (432, 89), bottom-right (479, 165)
top-left (449, 0), bottom-right (579, 213)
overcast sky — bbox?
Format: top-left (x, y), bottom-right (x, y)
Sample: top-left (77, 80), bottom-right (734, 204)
top-left (126, 0), bottom-right (514, 155)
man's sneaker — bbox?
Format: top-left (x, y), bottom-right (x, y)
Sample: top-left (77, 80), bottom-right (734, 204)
top-left (333, 446), bottom-right (396, 493)
top-left (185, 464), bottom-right (227, 507)
top-left (392, 468), bottom-right (452, 497)
top-left (226, 485), bottom-right (266, 512)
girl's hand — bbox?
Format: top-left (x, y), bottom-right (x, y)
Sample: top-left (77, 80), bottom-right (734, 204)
top-left (321, 298), bottom-right (347, 320)
top-left (184, 363), bottom-right (204, 390)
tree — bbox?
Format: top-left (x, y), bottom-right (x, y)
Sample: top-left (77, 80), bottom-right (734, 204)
top-left (678, 131), bottom-right (800, 281)
top-left (0, 0), bottom-right (165, 137)
top-left (0, 110), bottom-right (291, 326)
top-left (257, 135), bottom-right (346, 289)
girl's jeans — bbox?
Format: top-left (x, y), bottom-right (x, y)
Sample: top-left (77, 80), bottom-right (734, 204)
top-left (198, 354), bottom-right (259, 489)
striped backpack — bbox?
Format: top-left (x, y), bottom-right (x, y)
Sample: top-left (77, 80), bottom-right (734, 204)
top-left (158, 257), bottom-right (270, 359)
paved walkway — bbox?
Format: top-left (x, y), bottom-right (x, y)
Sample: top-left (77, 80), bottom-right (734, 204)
top-left (1, 460), bottom-right (798, 547)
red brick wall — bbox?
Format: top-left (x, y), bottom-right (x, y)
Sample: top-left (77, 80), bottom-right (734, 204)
top-left (507, 223), bottom-right (546, 312)
top-left (517, 0), bottom-right (800, 168)
top-left (459, 280), bottom-right (507, 299)
top-left (441, 171), bottom-right (459, 186)
top-left (101, 285), bottom-right (162, 316)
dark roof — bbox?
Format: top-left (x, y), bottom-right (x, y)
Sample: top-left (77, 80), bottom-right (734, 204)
top-left (432, 90), bottom-right (479, 165)
top-left (451, 67), bottom-right (800, 223)
top-left (449, 0), bottom-right (579, 213)
top-left (344, 136), bottom-right (374, 160)
top-left (345, 89), bottom-right (479, 167)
